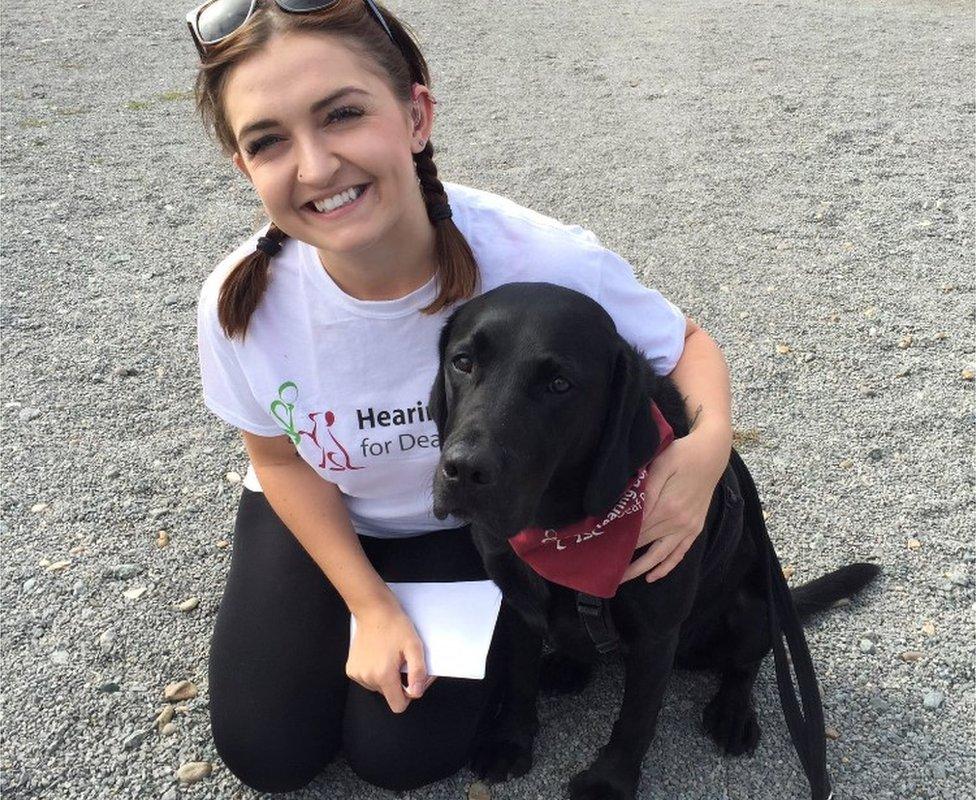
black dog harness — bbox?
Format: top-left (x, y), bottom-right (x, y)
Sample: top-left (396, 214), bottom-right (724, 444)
top-left (575, 451), bottom-right (833, 800)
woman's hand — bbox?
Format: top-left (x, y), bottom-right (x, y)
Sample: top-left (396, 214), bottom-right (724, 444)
top-left (619, 428), bottom-right (730, 584)
top-left (346, 597), bottom-right (437, 713)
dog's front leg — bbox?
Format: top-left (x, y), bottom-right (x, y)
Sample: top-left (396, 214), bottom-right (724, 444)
top-left (568, 627), bottom-right (681, 800)
top-left (469, 599), bottom-right (544, 783)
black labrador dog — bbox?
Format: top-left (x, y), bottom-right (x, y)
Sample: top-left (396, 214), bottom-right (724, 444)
top-left (428, 282), bottom-right (878, 800)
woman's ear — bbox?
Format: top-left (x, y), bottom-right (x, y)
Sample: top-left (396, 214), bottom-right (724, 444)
top-left (427, 312), bottom-right (456, 442)
top-left (582, 344), bottom-right (658, 518)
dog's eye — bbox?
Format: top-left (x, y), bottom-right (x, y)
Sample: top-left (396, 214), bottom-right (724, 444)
top-left (549, 377), bottom-right (572, 394)
top-left (451, 354), bottom-right (473, 373)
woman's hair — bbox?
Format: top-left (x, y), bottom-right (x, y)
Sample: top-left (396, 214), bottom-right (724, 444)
top-left (194, 1), bottom-right (479, 340)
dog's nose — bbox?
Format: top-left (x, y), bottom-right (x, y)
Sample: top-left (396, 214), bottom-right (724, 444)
top-left (440, 443), bottom-right (499, 488)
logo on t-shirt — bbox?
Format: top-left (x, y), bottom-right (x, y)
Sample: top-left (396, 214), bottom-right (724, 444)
top-left (270, 381), bottom-right (363, 473)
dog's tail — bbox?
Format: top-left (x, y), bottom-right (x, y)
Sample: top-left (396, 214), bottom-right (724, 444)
top-left (791, 563), bottom-right (881, 624)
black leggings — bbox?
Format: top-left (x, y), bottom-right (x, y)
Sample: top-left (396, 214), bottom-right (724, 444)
top-left (208, 487), bottom-right (512, 793)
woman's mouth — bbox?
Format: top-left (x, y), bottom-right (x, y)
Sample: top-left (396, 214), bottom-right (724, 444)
top-left (303, 183), bottom-right (370, 220)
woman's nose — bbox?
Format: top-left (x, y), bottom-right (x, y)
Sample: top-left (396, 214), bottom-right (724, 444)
top-left (294, 136), bottom-right (340, 185)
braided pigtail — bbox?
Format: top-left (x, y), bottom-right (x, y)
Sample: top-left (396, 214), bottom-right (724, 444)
top-left (216, 222), bottom-right (290, 341)
top-left (413, 138), bottom-right (479, 314)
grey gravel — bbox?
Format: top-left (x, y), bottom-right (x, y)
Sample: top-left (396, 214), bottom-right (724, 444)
top-left (2, 0), bottom-right (973, 799)
top-left (924, 691), bottom-right (946, 711)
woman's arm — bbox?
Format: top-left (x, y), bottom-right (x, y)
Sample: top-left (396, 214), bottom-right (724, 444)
top-left (242, 432), bottom-right (435, 709)
top-left (620, 317), bottom-right (734, 583)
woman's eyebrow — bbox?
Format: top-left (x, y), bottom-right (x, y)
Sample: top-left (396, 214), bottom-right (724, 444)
top-left (236, 86), bottom-right (370, 140)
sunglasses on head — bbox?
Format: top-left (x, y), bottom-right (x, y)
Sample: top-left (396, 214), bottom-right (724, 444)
top-left (185, 0), bottom-right (398, 59)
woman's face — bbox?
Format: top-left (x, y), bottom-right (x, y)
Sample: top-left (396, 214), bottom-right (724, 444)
top-left (224, 30), bottom-right (433, 258)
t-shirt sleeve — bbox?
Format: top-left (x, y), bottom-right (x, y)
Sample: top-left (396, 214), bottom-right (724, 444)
top-left (196, 282), bottom-right (284, 437)
top-left (594, 247), bottom-right (687, 376)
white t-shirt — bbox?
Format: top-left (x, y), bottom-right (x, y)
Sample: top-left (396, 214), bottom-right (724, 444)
top-left (197, 181), bottom-right (686, 538)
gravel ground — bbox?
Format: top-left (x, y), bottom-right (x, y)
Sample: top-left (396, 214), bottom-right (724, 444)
top-left (2, 0), bottom-right (973, 798)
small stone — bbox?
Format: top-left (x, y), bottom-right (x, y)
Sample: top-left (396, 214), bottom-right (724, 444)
top-left (946, 567), bottom-right (970, 587)
top-left (923, 690), bottom-right (944, 710)
top-left (122, 729), bottom-right (147, 750)
top-left (98, 681), bottom-right (120, 693)
top-left (225, 471), bottom-right (241, 484)
top-left (824, 726), bottom-right (840, 740)
top-left (932, 331), bottom-right (947, 340)
top-left (782, 564), bottom-right (795, 580)
top-left (907, 538), bottom-right (921, 550)
top-left (863, 306), bottom-right (878, 318)
top-left (897, 335), bottom-right (912, 349)
top-left (867, 448), bottom-right (884, 461)
top-left (156, 530), bottom-right (170, 548)
top-left (468, 781), bottom-right (491, 800)
top-left (104, 564), bottom-right (143, 580)
top-left (46, 559), bottom-right (70, 572)
top-left (827, 311), bottom-right (841, 323)
top-left (894, 366), bottom-right (911, 378)
top-left (19, 407), bottom-right (42, 422)
top-left (30, 502), bottom-right (48, 513)
top-left (961, 368), bottom-right (974, 381)
top-left (22, 578), bottom-right (36, 593)
top-left (50, 650), bottom-right (70, 665)
top-left (161, 789), bottom-right (177, 800)
top-left (776, 343), bottom-right (791, 354)
top-left (164, 680), bottom-right (198, 702)
top-left (112, 365), bottom-right (138, 378)
top-left (931, 764), bottom-right (947, 780)
top-left (156, 705), bottom-right (176, 729)
top-left (859, 638), bottom-right (875, 653)
top-left (899, 651), bottom-right (923, 663)
top-left (122, 586), bottom-right (147, 600)
top-left (148, 507), bottom-right (169, 520)
top-left (216, 539), bottom-right (229, 549)
top-left (104, 466), bottom-right (121, 479)
top-left (176, 761), bottom-right (212, 784)
top-left (176, 597), bottom-right (199, 612)
top-left (839, 458), bottom-right (854, 469)
top-left (829, 597), bottom-right (850, 609)
top-left (921, 620), bottom-right (936, 636)
top-left (161, 722), bottom-right (177, 736)
top-left (98, 630), bottom-right (116, 650)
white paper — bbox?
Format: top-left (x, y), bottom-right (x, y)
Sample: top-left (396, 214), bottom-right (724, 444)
top-left (349, 580), bottom-right (503, 680)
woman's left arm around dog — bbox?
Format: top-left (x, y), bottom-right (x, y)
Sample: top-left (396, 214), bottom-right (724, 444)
top-left (621, 316), bottom-right (734, 585)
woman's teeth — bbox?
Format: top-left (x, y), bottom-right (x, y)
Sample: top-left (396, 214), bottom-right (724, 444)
top-left (311, 184), bottom-right (367, 213)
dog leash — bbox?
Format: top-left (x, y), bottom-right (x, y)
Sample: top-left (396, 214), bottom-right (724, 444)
top-left (729, 448), bottom-right (833, 800)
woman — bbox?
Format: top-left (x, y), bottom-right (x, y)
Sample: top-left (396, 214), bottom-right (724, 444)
top-left (189, 0), bottom-right (734, 793)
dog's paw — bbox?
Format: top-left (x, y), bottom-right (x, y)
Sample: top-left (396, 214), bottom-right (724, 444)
top-left (701, 694), bottom-right (761, 756)
top-left (568, 761), bottom-right (637, 800)
top-left (468, 735), bottom-right (533, 783)
top-left (539, 652), bottom-right (594, 696)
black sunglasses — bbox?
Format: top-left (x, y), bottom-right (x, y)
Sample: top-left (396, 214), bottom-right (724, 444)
top-left (185, 0), bottom-right (398, 59)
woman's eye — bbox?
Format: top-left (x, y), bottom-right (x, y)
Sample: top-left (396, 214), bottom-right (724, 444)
top-left (244, 106), bottom-right (364, 157)
top-left (452, 354), bottom-right (473, 373)
top-left (549, 377), bottom-right (572, 394)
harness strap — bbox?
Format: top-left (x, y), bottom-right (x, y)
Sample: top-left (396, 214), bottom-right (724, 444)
top-left (576, 592), bottom-right (621, 654)
top-left (730, 449), bottom-right (833, 800)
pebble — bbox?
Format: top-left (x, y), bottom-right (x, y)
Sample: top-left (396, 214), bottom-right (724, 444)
top-left (176, 762), bottom-right (211, 784)
top-left (46, 560), bottom-right (70, 572)
top-left (163, 680), bottom-right (198, 702)
top-left (215, 539), bottom-right (229, 549)
top-left (907, 538), bottom-right (921, 550)
top-left (161, 788), bottom-right (178, 800)
top-left (867, 448), bottom-right (884, 461)
top-left (156, 706), bottom-right (176, 729)
top-left (176, 597), bottom-right (199, 612)
top-left (897, 334), bottom-right (912, 349)
top-left (111, 365), bottom-right (138, 378)
top-left (156, 530), bottom-right (170, 548)
top-left (776, 343), bottom-right (791, 354)
top-left (923, 690), bottom-right (945, 710)
top-left (922, 620), bottom-right (936, 636)
top-left (98, 681), bottom-right (120, 693)
top-left (19, 407), bottom-right (42, 422)
top-left (961, 368), bottom-right (974, 381)
top-left (859, 638), bottom-right (875, 654)
top-left (103, 564), bottom-right (143, 580)
top-left (98, 630), bottom-right (116, 650)
top-left (946, 566), bottom-right (970, 587)
top-left (49, 650), bottom-right (70, 665)
top-left (468, 781), bottom-right (491, 800)
top-left (824, 726), bottom-right (841, 740)
top-left (899, 651), bottom-right (923, 662)
top-left (104, 466), bottom-right (121, 479)
top-left (148, 508), bottom-right (169, 520)
top-left (22, 578), bottom-right (36, 593)
top-left (30, 502), bottom-right (48, 513)
top-left (122, 730), bottom-right (147, 751)
top-left (122, 586), bottom-right (147, 600)
top-left (225, 471), bottom-right (241, 484)
top-left (161, 722), bottom-right (177, 736)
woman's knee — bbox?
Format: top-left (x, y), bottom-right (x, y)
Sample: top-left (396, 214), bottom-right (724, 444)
top-left (211, 710), bottom-right (341, 793)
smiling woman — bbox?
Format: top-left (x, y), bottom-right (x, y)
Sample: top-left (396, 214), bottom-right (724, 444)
top-left (189, 0), bottom-right (735, 797)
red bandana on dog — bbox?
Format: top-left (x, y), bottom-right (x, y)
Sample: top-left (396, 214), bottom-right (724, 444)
top-left (508, 403), bottom-right (675, 598)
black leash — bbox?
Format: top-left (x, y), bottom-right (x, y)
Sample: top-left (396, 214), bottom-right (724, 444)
top-left (730, 448), bottom-right (833, 800)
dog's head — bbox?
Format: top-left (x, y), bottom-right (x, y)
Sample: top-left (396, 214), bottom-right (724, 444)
top-left (429, 282), bottom-right (663, 545)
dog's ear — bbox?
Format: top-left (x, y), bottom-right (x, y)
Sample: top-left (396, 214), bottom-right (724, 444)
top-left (427, 313), bottom-right (456, 443)
top-left (583, 344), bottom-right (658, 518)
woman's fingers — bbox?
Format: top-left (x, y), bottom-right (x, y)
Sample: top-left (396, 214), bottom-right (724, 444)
top-left (620, 534), bottom-right (680, 583)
